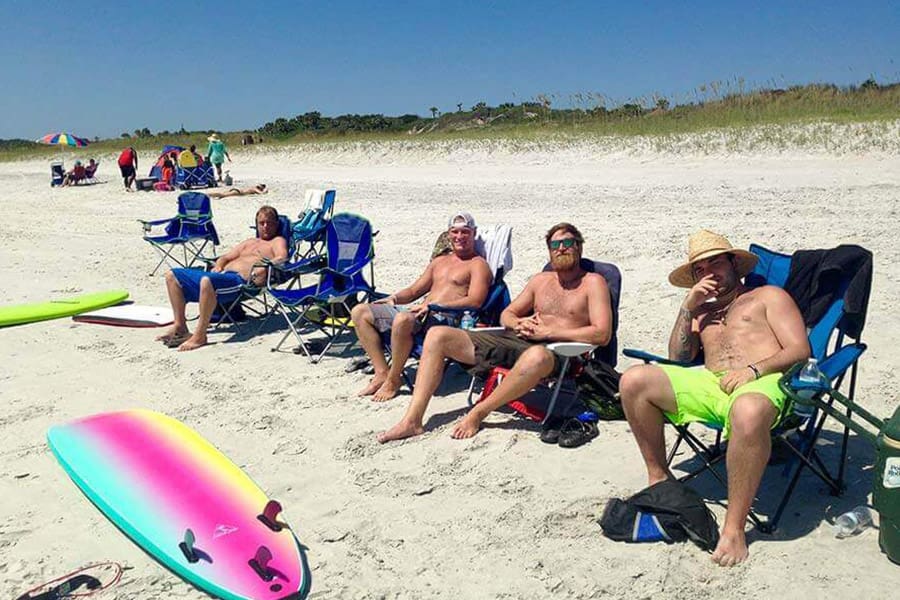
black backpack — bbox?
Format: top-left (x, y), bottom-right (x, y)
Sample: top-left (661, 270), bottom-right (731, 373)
top-left (599, 479), bottom-right (720, 552)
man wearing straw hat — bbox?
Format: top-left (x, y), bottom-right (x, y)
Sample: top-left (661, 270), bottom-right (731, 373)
top-left (619, 230), bottom-right (809, 567)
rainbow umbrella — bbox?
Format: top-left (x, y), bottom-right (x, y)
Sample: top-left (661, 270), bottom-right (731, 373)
top-left (38, 133), bottom-right (89, 147)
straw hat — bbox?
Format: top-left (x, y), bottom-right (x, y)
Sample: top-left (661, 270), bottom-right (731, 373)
top-left (668, 230), bottom-right (758, 288)
top-left (207, 133), bottom-right (220, 142)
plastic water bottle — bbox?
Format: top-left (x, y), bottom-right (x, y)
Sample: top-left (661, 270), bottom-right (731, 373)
top-left (833, 506), bottom-right (873, 538)
top-left (794, 358), bottom-right (827, 418)
top-left (460, 311), bottom-right (475, 330)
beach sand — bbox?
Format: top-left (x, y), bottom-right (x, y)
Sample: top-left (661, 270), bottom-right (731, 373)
top-left (2, 127), bottom-right (899, 598)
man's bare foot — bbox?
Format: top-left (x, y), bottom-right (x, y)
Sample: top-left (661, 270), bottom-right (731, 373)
top-left (372, 378), bottom-right (401, 402)
top-left (376, 420), bottom-right (424, 443)
top-left (177, 334), bottom-right (208, 352)
top-left (450, 412), bottom-right (483, 439)
top-left (711, 529), bottom-right (749, 567)
top-left (357, 374), bottom-right (387, 397)
top-left (156, 327), bottom-right (189, 343)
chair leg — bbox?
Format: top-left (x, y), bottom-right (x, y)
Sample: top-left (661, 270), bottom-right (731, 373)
top-left (541, 357), bottom-right (570, 425)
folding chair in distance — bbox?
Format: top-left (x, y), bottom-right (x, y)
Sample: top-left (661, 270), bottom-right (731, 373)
top-left (466, 258), bottom-right (623, 425)
top-left (623, 243), bottom-right (871, 532)
top-left (291, 189), bottom-right (337, 263)
top-left (139, 192), bottom-right (220, 276)
top-left (269, 213), bottom-right (376, 363)
top-left (50, 161), bottom-right (65, 187)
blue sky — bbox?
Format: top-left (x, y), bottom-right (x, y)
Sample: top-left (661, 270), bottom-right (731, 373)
top-left (1, 0), bottom-right (897, 140)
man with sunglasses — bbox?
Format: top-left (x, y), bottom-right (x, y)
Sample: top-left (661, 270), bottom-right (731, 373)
top-left (351, 212), bottom-right (493, 402)
top-left (378, 222), bottom-right (612, 443)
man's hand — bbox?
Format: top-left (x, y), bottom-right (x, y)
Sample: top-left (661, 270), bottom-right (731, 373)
top-left (683, 275), bottom-right (718, 312)
top-left (515, 313), bottom-right (552, 341)
top-left (407, 304), bottom-right (429, 319)
top-left (719, 368), bottom-right (757, 394)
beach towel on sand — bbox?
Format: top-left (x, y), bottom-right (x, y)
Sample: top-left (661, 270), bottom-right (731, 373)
top-left (599, 479), bottom-right (719, 552)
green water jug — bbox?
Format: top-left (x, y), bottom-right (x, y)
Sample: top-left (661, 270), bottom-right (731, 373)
top-left (873, 404), bottom-right (900, 564)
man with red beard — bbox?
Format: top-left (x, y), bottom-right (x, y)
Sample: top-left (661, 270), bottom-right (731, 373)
top-left (378, 223), bottom-right (613, 443)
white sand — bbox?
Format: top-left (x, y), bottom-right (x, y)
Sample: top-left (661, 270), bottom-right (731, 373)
top-left (2, 126), bottom-right (899, 598)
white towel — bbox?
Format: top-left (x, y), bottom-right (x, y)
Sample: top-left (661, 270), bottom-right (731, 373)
top-left (304, 189), bottom-right (326, 211)
top-left (476, 224), bottom-right (513, 281)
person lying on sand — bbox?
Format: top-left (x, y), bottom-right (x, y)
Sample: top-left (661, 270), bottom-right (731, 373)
top-left (155, 206), bottom-right (288, 351)
top-left (377, 222), bottom-right (612, 442)
top-left (207, 183), bottom-right (268, 198)
top-left (351, 212), bottom-right (492, 402)
top-left (618, 230), bottom-right (810, 567)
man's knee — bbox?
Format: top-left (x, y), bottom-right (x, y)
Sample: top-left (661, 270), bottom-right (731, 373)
top-left (515, 345), bottom-right (555, 375)
top-left (729, 394), bottom-right (777, 439)
top-left (422, 326), bottom-right (459, 354)
top-left (392, 311), bottom-right (417, 332)
top-left (619, 365), bottom-right (661, 403)
top-left (351, 302), bottom-right (371, 324)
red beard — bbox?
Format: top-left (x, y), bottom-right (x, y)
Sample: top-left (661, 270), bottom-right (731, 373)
top-left (551, 252), bottom-right (578, 271)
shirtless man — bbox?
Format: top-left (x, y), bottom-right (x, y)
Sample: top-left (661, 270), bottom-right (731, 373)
top-left (207, 184), bottom-right (267, 198)
top-left (352, 212), bottom-right (492, 401)
top-left (377, 222), bottom-right (612, 442)
top-left (156, 206), bottom-right (288, 351)
top-left (619, 230), bottom-right (809, 567)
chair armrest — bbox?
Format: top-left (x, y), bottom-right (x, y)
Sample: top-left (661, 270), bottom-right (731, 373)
top-left (426, 304), bottom-right (480, 315)
top-left (547, 342), bottom-right (596, 358)
top-left (622, 347), bottom-right (700, 367)
top-left (138, 217), bottom-right (175, 227)
top-left (275, 255), bottom-right (326, 274)
top-left (819, 343), bottom-right (867, 381)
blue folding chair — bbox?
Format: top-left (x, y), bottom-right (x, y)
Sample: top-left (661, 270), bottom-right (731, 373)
top-left (175, 164), bottom-right (217, 189)
top-left (623, 243), bottom-right (870, 532)
top-left (291, 189), bottom-right (337, 263)
top-left (50, 161), bottom-right (65, 187)
top-left (139, 192), bottom-right (220, 276)
top-left (268, 213), bottom-right (376, 363)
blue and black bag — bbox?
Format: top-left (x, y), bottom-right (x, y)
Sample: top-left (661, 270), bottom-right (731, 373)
top-left (598, 479), bottom-right (719, 552)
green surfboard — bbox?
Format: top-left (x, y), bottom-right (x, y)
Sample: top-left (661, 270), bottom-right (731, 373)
top-left (0, 290), bottom-right (129, 328)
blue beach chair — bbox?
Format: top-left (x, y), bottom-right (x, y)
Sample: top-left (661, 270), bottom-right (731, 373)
top-left (268, 213), bottom-right (376, 363)
top-left (50, 161), bottom-right (65, 187)
top-left (291, 189), bottom-right (337, 263)
top-left (623, 243), bottom-right (871, 532)
top-left (139, 192), bottom-right (220, 276)
top-left (175, 163), bottom-right (217, 189)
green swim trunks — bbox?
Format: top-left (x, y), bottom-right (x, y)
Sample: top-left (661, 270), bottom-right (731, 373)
top-left (658, 365), bottom-right (786, 439)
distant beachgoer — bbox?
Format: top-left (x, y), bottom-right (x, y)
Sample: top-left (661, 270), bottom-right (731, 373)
top-left (206, 183), bottom-right (268, 198)
top-left (161, 156), bottom-right (175, 185)
top-left (117, 147), bottom-right (138, 191)
top-left (206, 133), bottom-right (231, 182)
top-left (62, 160), bottom-right (86, 186)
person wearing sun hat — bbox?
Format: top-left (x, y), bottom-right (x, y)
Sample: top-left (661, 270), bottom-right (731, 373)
top-left (205, 133), bottom-right (231, 182)
top-left (619, 229), bottom-right (810, 567)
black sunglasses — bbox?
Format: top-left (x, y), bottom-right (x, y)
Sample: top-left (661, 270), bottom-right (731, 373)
top-left (549, 238), bottom-right (579, 250)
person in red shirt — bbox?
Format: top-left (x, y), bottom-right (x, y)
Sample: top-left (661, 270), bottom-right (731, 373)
top-left (117, 147), bottom-right (138, 191)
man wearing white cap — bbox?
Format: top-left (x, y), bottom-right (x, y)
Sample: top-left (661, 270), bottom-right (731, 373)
top-left (619, 230), bottom-right (810, 567)
top-left (350, 212), bottom-right (492, 402)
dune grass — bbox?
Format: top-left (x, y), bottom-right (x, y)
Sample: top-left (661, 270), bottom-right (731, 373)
top-left (3, 81), bottom-right (899, 162)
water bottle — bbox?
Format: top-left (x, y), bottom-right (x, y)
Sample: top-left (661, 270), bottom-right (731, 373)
top-left (460, 311), bottom-right (475, 330)
top-left (794, 358), bottom-right (828, 418)
top-left (832, 506), bottom-right (873, 538)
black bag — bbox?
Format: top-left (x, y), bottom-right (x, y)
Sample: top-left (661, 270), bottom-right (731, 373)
top-left (575, 358), bottom-right (624, 420)
top-left (599, 479), bottom-right (720, 552)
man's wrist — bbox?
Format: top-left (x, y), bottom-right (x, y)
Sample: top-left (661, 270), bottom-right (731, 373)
top-left (747, 364), bottom-right (761, 379)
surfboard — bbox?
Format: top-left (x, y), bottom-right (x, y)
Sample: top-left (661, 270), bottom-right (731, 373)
top-left (47, 410), bottom-right (311, 600)
top-left (73, 304), bottom-right (174, 328)
top-left (0, 290), bottom-right (129, 328)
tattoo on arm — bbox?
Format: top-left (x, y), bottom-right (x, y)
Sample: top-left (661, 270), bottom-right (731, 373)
top-left (669, 307), bottom-right (695, 361)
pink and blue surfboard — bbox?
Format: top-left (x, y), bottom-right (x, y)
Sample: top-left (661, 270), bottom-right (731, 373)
top-left (47, 409), bottom-right (311, 600)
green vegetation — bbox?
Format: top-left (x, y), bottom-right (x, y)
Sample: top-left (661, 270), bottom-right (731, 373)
top-left (2, 79), bottom-right (898, 161)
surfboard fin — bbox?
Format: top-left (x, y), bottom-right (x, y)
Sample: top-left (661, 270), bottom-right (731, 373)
top-left (257, 500), bottom-right (285, 532)
top-left (179, 529), bottom-right (200, 563)
top-left (248, 545), bottom-right (274, 581)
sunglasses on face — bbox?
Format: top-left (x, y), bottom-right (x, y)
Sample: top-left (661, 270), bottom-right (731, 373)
top-left (549, 238), bottom-right (579, 250)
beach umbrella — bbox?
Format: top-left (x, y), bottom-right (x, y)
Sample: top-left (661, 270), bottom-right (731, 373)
top-left (38, 133), bottom-right (89, 147)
